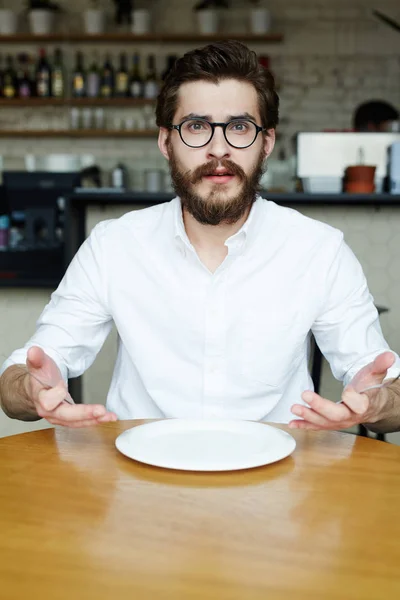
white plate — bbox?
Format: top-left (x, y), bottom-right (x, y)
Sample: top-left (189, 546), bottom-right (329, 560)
top-left (115, 419), bottom-right (296, 472)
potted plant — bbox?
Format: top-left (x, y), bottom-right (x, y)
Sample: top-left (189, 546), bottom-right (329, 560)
top-left (249, 0), bottom-right (271, 35)
top-left (84, 0), bottom-right (106, 34)
top-left (0, 2), bottom-right (18, 35)
top-left (26, 0), bottom-right (61, 35)
top-left (194, 0), bottom-right (229, 35)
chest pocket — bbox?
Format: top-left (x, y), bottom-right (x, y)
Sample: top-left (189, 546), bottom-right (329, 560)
top-left (239, 312), bottom-right (306, 388)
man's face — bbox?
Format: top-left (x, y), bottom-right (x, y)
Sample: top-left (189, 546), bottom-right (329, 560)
top-left (158, 79), bottom-right (275, 225)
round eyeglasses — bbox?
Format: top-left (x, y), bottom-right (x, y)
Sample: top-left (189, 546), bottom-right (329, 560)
top-left (170, 118), bottom-right (266, 149)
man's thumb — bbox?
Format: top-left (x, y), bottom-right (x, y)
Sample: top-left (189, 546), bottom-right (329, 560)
top-left (26, 346), bottom-right (46, 370)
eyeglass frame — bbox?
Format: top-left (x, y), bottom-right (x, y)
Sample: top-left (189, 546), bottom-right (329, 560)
top-left (170, 117), bottom-right (267, 149)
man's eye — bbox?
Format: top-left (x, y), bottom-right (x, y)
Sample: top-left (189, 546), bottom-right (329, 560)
top-left (230, 121), bottom-right (249, 132)
top-left (188, 121), bottom-right (207, 131)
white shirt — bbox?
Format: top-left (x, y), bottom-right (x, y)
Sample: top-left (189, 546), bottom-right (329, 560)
top-left (2, 197), bottom-right (399, 423)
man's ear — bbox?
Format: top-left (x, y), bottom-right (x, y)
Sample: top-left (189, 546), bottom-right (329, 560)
top-left (263, 129), bottom-right (276, 159)
top-left (158, 128), bottom-right (170, 160)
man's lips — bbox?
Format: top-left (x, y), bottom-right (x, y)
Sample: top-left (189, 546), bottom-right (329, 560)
top-left (203, 170), bottom-right (235, 183)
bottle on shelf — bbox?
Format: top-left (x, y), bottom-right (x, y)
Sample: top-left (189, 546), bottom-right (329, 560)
top-left (87, 52), bottom-right (100, 98)
top-left (17, 54), bottom-right (33, 99)
top-left (36, 48), bottom-right (52, 98)
top-left (72, 51), bottom-right (87, 98)
top-left (52, 48), bottom-right (65, 98)
top-left (100, 53), bottom-right (115, 98)
top-left (129, 52), bottom-right (143, 99)
top-left (0, 55), bottom-right (4, 98)
top-left (144, 54), bottom-right (159, 100)
top-left (3, 55), bottom-right (17, 99)
top-left (115, 52), bottom-right (129, 98)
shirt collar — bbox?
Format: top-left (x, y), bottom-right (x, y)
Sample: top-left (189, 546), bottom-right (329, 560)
top-left (173, 195), bottom-right (264, 257)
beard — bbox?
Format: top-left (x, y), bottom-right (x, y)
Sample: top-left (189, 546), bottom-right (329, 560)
top-left (168, 140), bottom-right (266, 226)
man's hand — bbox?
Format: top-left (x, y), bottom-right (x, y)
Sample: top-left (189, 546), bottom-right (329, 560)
top-left (26, 346), bottom-right (117, 428)
top-left (289, 351), bottom-right (397, 431)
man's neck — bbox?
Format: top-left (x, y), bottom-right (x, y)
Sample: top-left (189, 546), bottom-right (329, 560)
top-left (182, 206), bottom-right (251, 273)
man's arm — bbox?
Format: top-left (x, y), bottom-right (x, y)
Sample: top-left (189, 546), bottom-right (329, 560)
top-left (0, 365), bottom-right (38, 421)
top-left (365, 380), bottom-right (400, 434)
top-left (0, 346), bottom-right (117, 427)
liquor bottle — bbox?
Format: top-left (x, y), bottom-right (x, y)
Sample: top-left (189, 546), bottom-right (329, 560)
top-left (72, 51), bottom-right (86, 98)
top-left (87, 52), bottom-right (100, 98)
top-left (36, 48), bottom-right (52, 98)
top-left (161, 55), bottom-right (178, 81)
top-left (100, 54), bottom-right (115, 98)
top-left (3, 55), bottom-right (17, 99)
top-left (144, 55), bottom-right (159, 100)
top-left (0, 55), bottom-right (4, 98)
top-left (115, 52), bottom-right (129, 97)
top-left (52, 48), bottom-right (65, 98)
top-left (129, 53), bottom-right (143, 98)
top-left (17, 55), bottom-right (33, 99)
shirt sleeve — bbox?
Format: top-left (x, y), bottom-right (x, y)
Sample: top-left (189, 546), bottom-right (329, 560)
top-left (312, 236), bottom-right (400, 386)
top-left (0, 221), bottom-right (113, 381)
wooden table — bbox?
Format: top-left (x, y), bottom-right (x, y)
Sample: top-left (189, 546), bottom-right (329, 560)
top-left (1, 420), bottom-right (400, 599)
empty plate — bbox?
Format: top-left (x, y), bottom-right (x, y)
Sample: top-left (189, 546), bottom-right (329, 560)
top-left (115, 419), bottom-right (296, 471)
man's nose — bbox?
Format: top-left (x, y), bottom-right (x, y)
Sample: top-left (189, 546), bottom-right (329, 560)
top-left (206, 126), bottom-right (231, 160)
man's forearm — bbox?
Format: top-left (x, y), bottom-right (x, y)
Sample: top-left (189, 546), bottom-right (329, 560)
top-left (365, 380), bottom-right (400, 434)
top-left (0, 365), bottom-right (40, 422)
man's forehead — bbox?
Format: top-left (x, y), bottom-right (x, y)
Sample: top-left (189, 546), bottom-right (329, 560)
top-left (175, 79), bottom-right (259, 120)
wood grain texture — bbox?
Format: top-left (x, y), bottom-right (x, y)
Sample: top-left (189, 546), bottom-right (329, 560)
top-left (1, 420), bottom-right (400, 599)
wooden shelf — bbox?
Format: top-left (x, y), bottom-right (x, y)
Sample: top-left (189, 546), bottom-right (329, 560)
top-left (0, 129), bottom-right (158, 138)
top-left (0, 98), bottom-right (155, 107)
top-left (0, 32), bottom-right (284, 44)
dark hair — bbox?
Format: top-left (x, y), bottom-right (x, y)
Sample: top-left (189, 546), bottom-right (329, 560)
top-left (353, 100), bottom-right (399, 131)
top-left (156, 40), bottom-right (279, 131)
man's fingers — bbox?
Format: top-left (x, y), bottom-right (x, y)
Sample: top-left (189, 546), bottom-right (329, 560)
top-left (26, 346), bottom-right (46, 370)
top-left (37, 384), bottom-right (68, 413)
top-left (340, 387), bottom-right (369, 415)
top-left (371, 351), bottom-right (395, 376)
top-left (300, 391), bottom-right (353, 422)
top-left (52, 403), bottom-right (108, 423)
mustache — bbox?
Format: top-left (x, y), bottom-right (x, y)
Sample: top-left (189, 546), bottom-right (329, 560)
top-left (190, 159), bottom-right (246, 184)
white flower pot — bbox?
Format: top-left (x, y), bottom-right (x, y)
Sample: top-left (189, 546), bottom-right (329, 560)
top-left (249, 8), bottom-right (271, 34)
top-left (83, 9), bottom-right (105, 35)
top-left (131, 9), bottom-right (150, 34)
top-left (28, 9), bottom-right (55, 35)
top-left (197, 9), bottom-right (219, 35)
top-left (0, 10), bottom-right (18, 35)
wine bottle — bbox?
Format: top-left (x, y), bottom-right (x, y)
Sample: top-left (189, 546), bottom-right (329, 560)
top-left (115, 52), bottom-right (129, 97)
top-left (36, 48), bottom-right (52, 98)
top-left (72, 51), bottom-right (86, 98)
top-left (100, 54), bottom-right (115, 98)
top-left (17, 55), bottom-right (33, 99)
top-left (129, 53), bottom-right (143, 98)
top-left (0, 55), bottom-right (4, 98)
top-left (3, 55), bottom-right (17, 99)
top-left (144, 55), bottom-right (159, 100)
top-left (87, 52), bottom-right (100, 98)
top-left (52, 48), bottom-right (65, 98)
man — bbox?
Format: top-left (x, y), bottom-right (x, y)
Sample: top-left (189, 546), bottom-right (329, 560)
top-left (1, 41), bottom-right (400, 433)
top-left (353, 100), bottom-right (399, 132)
